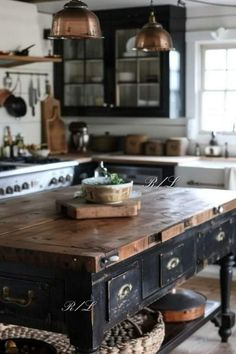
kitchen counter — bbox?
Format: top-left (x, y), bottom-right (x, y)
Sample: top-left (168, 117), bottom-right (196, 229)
top-left (53, 153), bottom-right (93, 164)
top-left (0, 186), bottom-right (236, 353)
top-left (54, 152), bottom-right (236, 167)
top-left (92, 154), bottom-right (199, 165)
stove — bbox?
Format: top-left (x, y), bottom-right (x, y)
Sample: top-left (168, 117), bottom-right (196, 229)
top-left (0, 156), bottom-right (78, 199)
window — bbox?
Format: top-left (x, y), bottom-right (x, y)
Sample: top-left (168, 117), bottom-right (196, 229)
top-left (200, 44), bottom-right (236, 133)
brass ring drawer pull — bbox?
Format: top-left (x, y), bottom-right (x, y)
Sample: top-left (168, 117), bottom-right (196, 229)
top-left (1, 286), bottom-right (34, 307)
top-left (118, 283), bottom-right (132, 300)
top-left (167, 257), bottom-right (180, 270)
top-left (215, 231), bottom-right (225, 242)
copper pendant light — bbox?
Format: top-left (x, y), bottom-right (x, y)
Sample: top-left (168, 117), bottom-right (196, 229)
top-left (49, 0), bottom-right (103, 40)
top-left (134, 0), bottom-right (174, 52)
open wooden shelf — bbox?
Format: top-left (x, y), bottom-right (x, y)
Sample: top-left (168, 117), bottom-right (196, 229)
top-left (158, 300), bottom-right (221, 354)
top-left (0, 55), bottom-right (62, 68)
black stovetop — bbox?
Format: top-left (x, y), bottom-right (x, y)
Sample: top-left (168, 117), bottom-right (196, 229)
top-left (0, 156), bottom-right (61, 165)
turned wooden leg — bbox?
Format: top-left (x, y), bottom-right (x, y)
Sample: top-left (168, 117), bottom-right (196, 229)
top-left (219, 253), bottom-right (235, 342)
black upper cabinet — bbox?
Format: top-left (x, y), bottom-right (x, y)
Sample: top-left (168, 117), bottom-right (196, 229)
top-left (54, 5), bottom-right (186, 118)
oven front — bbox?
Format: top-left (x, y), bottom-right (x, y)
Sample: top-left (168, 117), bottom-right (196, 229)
top-left (104, 163), bottom-right (175, 186)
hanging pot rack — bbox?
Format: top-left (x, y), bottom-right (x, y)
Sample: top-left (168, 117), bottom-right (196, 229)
top-left (5, 71), bottom-right (49, 77)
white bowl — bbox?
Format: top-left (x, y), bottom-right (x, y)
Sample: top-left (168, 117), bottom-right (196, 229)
top-left (34, 149), bottom-right (50, 157)
top-left (82, 177), bottom-right (133, 204)
top-left (91, 76), bottom-right (103, 83)
top-left (118, 72), bottom-right (135, 82)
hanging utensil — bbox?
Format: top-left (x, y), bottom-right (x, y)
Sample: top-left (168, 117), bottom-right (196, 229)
top-left (33, 76), bottom-right (38, 105)
top-left (28, 75), bottom-right (35, 116)
top-left (3, 72), bottom-right (13, 90)
top-left (11, 74), bottom-right (21, 94)
top-left (45, 76), bottom-right (51, 96)
top-left (37, 75), bottom-right (41, 99)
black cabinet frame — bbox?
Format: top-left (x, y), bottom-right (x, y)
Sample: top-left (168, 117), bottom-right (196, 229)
top-left (54, 5), bottom-right (186, 118)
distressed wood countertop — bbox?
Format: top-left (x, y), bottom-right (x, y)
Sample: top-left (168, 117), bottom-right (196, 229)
top-left (0, 187), bottom-right (236, 272)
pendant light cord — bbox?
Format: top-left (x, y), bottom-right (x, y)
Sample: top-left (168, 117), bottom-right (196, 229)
top-left (150, 0), bottom-right (155, 12)
top-left (178, 0), bottom-right (236, 7)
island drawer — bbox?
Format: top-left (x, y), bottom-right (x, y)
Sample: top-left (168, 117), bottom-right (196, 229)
top-left (107, 262), bottom-right (140, 321)
top-left (197, 219), bottom-right (235, 267)
top-left (204, 220), bottom-right (234, 261)
top-left (160, 237), bottom-right (195, 287)
top-left (0, 274), bottom-right (64, 328)
top-left (141, 236), bottom-right (195, 298)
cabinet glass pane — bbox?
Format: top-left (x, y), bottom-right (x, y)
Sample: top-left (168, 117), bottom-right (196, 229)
top-left (117, 84), bottom-right (137, 106)
top-left (64, 61), bottom-right (84, 84)
top-left (85, 61), bottom-right (103, 83)
top-left (116, 29), bottom-right (138, 58)
top-left (85, 84), bottom-right (104, 106)
top-left (63, 38), bottom-right (104, 107)
top-left (64, 85), bottom-right (85, 106)
top-left (138, 84), bottom-right (160, 106)
top-left (139, 58), bottom-right (160, 83)
top-left (85, 39), bottom-right (103, 58)
top-left (116, 29), bottom-right (160, 108)
top-left (64, 40), bottom-right (84, 59)
top-left (117, 59), bottom-right (136, 83)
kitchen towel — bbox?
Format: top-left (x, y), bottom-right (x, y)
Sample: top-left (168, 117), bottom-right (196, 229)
top-left (224, 167), bottom-right (236, 190)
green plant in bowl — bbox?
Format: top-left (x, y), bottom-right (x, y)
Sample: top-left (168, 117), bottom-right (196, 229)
top-left (81, 175), bottom-right (133, 204)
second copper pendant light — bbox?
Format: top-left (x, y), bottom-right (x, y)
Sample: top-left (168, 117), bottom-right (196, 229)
top-left (134, 0), bottom-right (174, 52)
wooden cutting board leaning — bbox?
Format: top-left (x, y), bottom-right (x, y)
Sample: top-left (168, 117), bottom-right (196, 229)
top-left (41, 89), bottom-right (67, 154)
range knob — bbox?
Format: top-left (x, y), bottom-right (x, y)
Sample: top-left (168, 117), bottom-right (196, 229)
top-left (66, 174), bottom-right (72, 182)
top-left (14, 185), bottom-right (21, 192)
top-left (6, 186), bottom-right (14, 194)
top-left (50, 177), bottom-right (58, 185)
top-left (59, 176), bottom-right (65, 184)
top-left (0, 188), bottom-right (5, 195)
top-left (22, 182), bottom-right (30, 190)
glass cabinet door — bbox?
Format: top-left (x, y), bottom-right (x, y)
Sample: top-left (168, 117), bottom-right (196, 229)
top-left (64, 39), bottom-right (104, 107)
top-left (116, 29), bottom-right (160, 108)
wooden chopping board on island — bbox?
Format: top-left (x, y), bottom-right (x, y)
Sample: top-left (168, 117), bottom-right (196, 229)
top-left (56, 195), bottom-right (141, 219)
top-left (41, 94), bottom-right (67, 154)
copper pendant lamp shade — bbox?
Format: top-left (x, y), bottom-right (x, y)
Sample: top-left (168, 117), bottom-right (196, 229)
top-left (49, 0), bottom-right (103, 39)
top-left (134, 9), bottom-right (174, 52)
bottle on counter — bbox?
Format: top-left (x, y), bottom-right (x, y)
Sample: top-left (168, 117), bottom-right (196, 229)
top-left (11, 136), bottom-right (19, 158)
top-left (2, 126), bottom-right (12, 158)
top-left (94, 161), bottom-right (108, 178)
top-left (204, 131), bottom-right (222, 157)
top-left (195, 143), bottom-right (200, 156)
top-left (224, 142), bottom-right (229, 158)
top-left (15, 133), bottom-right (24, 156)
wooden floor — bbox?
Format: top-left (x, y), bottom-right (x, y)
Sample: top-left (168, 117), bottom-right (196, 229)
top-left (171, 276), bottom-right (236, 354)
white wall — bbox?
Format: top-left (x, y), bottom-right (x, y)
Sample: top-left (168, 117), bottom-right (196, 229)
top-left (0, 0), bottom-right (53, 147)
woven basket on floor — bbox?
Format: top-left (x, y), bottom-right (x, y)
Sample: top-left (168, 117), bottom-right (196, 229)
top-left (100, 308), bottom-right (165, 354)
top-left (0, 307), bottom-right (164, 354)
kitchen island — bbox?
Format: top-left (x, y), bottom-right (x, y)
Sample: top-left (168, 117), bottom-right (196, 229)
top-left (0, 186), bottom-right (236, 353)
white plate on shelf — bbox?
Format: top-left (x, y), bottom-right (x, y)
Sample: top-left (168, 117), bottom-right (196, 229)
top-left (123, 51), bottom-right (137, 57)
top-left (126, 36), bottom-right (136, 52)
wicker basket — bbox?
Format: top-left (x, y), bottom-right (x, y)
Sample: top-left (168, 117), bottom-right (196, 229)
top-left (82, 177), bottom-right (133, 204)
top-left (0, 308), bottom-right (164, 354)
top-left (100, 308), bottom-right (165, 354)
